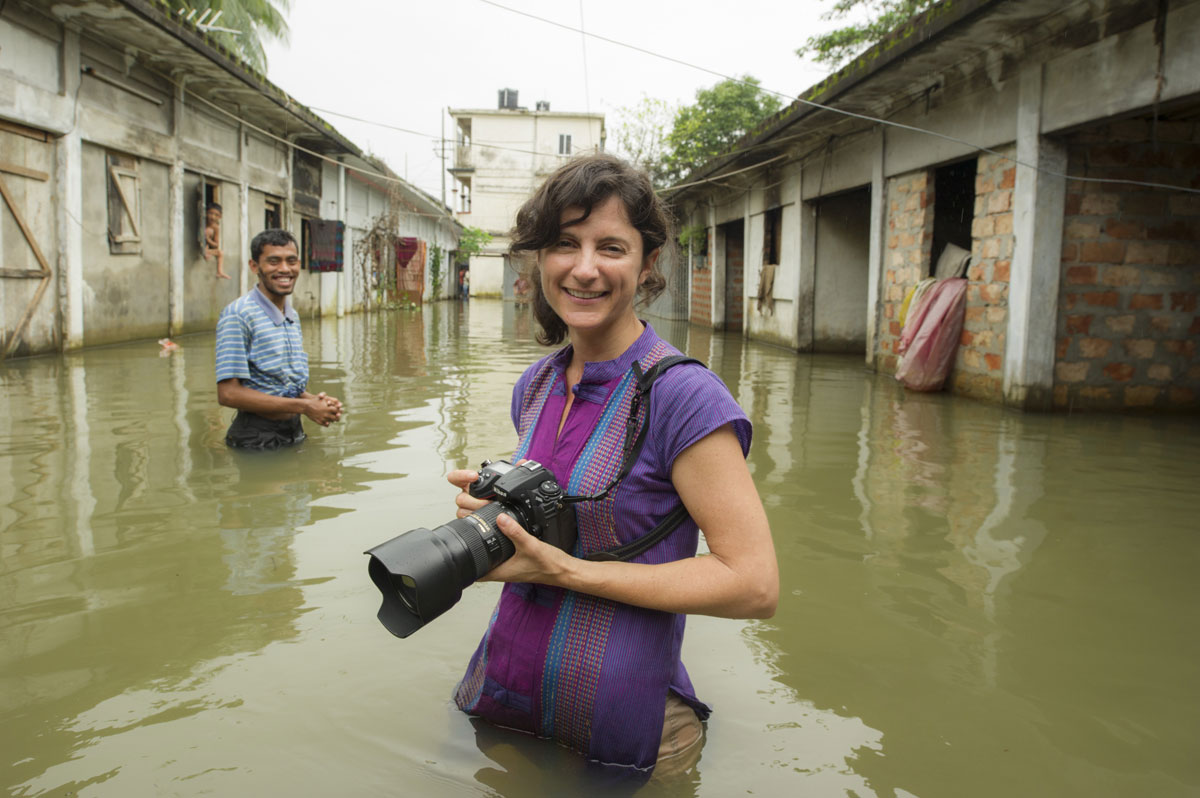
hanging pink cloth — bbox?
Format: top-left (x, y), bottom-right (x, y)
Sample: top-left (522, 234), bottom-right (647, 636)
top-left (895, 278), bottom-right (969, 392)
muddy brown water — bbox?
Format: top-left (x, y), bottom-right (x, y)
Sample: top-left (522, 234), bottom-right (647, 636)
top-left (1, 300), bottom-right (1197, 797)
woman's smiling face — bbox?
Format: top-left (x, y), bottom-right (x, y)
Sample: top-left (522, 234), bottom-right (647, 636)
top-left (539, 195), bottom-right (659, 358)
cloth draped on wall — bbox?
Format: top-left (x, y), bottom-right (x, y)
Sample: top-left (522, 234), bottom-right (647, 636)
top-left (757, 262), bottom-right (776, 314)
top-left (395, 237), bottom-right (425, 297)
top-left (308, 220), bottom-right (344, 272)
top-left (895, 277), bottom-right (969, 392)
top-left (934, 242), bottom-right (972, 281)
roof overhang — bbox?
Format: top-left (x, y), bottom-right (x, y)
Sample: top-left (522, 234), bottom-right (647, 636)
top-left (668, 0), bottom-right (1179, 200)
top-left (35, 0), bottom-right (363, 157)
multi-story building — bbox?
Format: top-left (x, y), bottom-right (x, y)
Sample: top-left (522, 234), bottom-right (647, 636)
top-left (448, 90), bottom-right (604, 297)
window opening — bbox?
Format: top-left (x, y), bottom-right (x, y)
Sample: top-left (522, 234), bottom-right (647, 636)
top-left (300, 218), bottom-right (312, 269)
top-left (265, 198), bottom-right (281, 229)
top-left (558, 134), bottom-right (572, 156)
top-left (763, 206), bottom-right (782, 265)
top-left (107, 152), bottom-right (141, 254)
top-left (931, 158), bottom-right (977, 277)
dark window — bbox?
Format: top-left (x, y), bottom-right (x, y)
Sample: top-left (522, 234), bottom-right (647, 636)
top-left (265, 198), bottom-right (281, 229)
top-left (763, 207), bottom-right (782, 265)
top-left (558, 134), bottom-right (572, 155)
top-left (932, 158), bottom-right (977, 277)
top-left (300, 218), bottom-right (312, 269)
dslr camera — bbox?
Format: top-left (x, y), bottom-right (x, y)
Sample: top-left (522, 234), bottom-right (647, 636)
top-left (366, 459), bottom-right (577, 638)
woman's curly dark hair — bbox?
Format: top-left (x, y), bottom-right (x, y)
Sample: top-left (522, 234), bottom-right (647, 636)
top-left (509, 153), bottom-right (674, 346)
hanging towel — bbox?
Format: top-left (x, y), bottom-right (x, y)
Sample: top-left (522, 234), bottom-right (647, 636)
top-left (757, 262), bottom-right (776, 314)
top-left (895, 278), bottom-right (969, 392)
top-left (309, 220), bottom-right (344, 272)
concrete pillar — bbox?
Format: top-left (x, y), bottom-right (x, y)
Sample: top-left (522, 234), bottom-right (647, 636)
top-left (337, 162), bottom-right (347, 317)
top-left (167, 77), bottom-right (185, 335)
top-left (740, 192), bottom-right (751, 335)
top-left (167, 161), bottom-right (185, 335)
top-left (238, 123), bottom-right (250, 296)
top-left (705, 202), bottom-right (716, 328)
top-left (711, 204), bottom-right (727, 329)
top-left (1004, 64), bottom-right (1067, 411)
top-left (786, 165), bottom-right (804, 349)
top-left (796, 185), bottom-right (818, 352)
top-left (864, 126), bottom-right (887, 367)
top-left (56, 28), bottom-right (83, 350)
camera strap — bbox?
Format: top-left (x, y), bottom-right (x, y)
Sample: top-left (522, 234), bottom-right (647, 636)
top-left (563, 354), bottom-right (706, 563)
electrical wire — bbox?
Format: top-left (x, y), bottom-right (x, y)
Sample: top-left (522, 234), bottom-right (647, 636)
top-left (478, 0), bottom-right (1200, 197)
top-left (305, 105), bottom-right (575, 161)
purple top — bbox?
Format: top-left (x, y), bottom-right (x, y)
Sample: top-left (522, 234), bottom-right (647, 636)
top-left (454, 323), bottom-right (751, 771)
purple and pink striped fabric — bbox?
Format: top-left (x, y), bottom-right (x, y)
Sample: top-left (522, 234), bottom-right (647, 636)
top-left (453, 323), bottom-right (751, 771)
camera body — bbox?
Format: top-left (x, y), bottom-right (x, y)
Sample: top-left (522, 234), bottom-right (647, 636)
top-left (469, 459), bottom-right (576, 553)
top-left (365, 458), bottom-right (576, 638)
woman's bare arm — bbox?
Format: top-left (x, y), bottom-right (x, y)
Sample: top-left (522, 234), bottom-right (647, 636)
top-left (449, 424), bottom-right (778, 619)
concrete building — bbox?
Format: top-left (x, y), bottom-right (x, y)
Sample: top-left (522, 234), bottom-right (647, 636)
top-left (448, 91), bottom-right (604, 297)
top-left (0, 0), bottom-right (460, 360)
top-left (666, 0), bottom-right (1199, 412)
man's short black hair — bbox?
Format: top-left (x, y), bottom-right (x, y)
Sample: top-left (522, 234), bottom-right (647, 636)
top-left (250, 229), bottom-right (298, 262)
top-left (207, 202), bottom-right (222, 213)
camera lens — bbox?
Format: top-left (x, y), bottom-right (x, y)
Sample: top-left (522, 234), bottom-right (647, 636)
top-left (365, 501), bottom-right (523, 638)
top-left (397, 575), bottom-right (419, 614)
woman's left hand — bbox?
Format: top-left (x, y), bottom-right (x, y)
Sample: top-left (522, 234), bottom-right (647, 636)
top-left (477, 512), bottom-right (575, 586)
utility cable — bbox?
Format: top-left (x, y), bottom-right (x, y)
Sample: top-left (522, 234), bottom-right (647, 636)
top-left (478, 0), bottom-right (1200, 196)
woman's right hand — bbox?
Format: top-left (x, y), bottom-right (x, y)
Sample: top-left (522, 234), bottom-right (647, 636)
top-left (447, 469), bottom-right (489, 518)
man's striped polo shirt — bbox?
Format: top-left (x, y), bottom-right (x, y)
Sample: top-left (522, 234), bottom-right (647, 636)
top-left (215, 286), bottom-right (309, 397)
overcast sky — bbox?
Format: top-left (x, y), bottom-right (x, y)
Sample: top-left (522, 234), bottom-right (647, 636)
top-left (263, 0), bottom-right (839, 202)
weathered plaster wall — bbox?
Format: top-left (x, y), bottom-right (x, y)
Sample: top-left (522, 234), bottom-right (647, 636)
top-left (0, 3), bottom-right (457, 359)
top-left (813, 188), bottom-right (871, 352)
top-left (180, 171), bottom-right (241, 332)
top-left (80, 142), bottom-right (171, 346)
top-left (1053, 118), bottom-right (1200, 411)
top-left (690, 229), bottom-right (714, 327)
top-left (0, 125), bottom-right (57, 357)
top-left (745, 170), bottom-right (802, 347)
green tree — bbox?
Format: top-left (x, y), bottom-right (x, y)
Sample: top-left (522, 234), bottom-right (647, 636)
top-left (456, 226), bottom-right (492, 264)
top-left (662, 77), bottom-right (782, 184)
top-left (166, 0), bottom-right (291, 74)
top-left (796, 0), bottom-right (937, 69)
top-left (612, 95), bottom-right (678, 187)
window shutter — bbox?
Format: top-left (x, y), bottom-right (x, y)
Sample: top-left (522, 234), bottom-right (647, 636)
top-left (106, 152), bottom-right (141, 254)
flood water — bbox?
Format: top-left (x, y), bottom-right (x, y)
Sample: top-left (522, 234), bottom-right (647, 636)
top-left (1, 300), bottom-right (1197, 798)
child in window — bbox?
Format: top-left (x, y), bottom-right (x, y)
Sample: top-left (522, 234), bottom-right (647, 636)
top-left (205, 202), bottom-right (231, 279)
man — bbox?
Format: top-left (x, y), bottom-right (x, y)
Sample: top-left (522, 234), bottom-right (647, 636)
top-left (215, 229), bottom-right (343, 449)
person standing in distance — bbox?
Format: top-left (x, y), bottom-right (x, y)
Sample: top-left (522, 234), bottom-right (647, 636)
top-left (215, 229), bottom-right (343, 449)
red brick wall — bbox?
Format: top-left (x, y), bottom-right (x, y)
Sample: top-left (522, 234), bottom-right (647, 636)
top-left (725, 230), bottom-right (744, 331)
top-left (953, 148), bottom-right (1016, 402)
top-left (878, 171), bottom-right (935, 373)
top-left (1054, 119), bottom-right (1200, 411)
top-left (877, 152), bottom-right (1017, 401)
top-left (690, 230), bottom-right (713, 326)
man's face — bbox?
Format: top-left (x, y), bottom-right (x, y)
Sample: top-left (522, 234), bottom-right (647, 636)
top-left (251, 242), bottom-right (300, 302)
top-left (206, 207), bottom-right (222, 226)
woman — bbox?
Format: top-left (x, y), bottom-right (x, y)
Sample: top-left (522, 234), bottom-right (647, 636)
top-left (447, 153), bottom-right (777, 774)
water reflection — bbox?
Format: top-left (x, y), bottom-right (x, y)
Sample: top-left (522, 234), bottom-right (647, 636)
top-left (0, 301), bottom-right (1197, 798)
